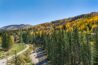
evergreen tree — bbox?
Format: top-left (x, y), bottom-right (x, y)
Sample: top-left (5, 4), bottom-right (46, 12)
top-left (22, 31), bottom-right (32, 44)
top-left (2, 32), bottom-right (10, 50)
top-left (1, 32), bottom-right (14, 50)
top-left (22, 32), bottom-right (28, 43)
top-left (93, 29), bottom-right (98, 65)
top-left (0, 36), bottom-right (2, 44)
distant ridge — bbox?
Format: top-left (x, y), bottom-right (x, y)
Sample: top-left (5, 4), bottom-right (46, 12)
top-left (0, 24), bottom-right (33, 31)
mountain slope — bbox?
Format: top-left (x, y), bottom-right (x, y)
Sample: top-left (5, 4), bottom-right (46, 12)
top-left (32, 12), bottom-right (98, 31)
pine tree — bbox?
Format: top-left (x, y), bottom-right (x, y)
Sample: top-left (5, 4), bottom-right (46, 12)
top-left (0, 36), bottom-right (2, 44)
top-left (22, 31), bottom-right (33, 44)
top-left (2, 32), bottom-right (10, 50)
top-left (1, 32), bottom-right (14, 50)
top-left (93, 29), bottom-right (98, 65)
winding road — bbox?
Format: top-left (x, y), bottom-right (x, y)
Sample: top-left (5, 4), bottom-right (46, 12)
top-left (0, 45), bottom-right (29, 65)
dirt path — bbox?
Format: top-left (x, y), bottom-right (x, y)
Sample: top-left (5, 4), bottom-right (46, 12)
top-left (0, 45), bottom-right (29, 65)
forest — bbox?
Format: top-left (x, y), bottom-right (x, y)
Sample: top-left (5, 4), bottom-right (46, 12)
top-left (0, 12), bottom-right (98, 65)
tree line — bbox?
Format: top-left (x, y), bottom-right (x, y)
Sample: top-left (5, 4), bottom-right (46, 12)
top-left (0, 29), bottom-right (33, 51)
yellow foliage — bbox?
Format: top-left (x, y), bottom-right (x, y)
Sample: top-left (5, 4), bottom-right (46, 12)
top-left (0, 36), bottom-right (2, 44)
top-left (92, 24), bottom-right (98, 31)
top-left (79, 25), bottom-right (85, 30)
top-left (66, 27), bottom-right (73, 32)
top-left (9, 35), bottom-right (14, 45)
top-left (65, 15), bottom-right (98, 32)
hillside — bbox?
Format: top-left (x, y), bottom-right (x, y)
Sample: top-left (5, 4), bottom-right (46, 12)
top-left (32, 12), bottom-right (98, 32)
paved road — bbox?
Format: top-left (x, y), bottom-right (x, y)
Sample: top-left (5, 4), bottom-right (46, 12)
top-left (30, 47), bottom-right (48, 65)
top-left (0, 45), bottom-right (29, 65)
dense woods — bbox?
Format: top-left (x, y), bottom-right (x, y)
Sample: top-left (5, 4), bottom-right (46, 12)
top-left (1, 12), bottom-right (98, 65)
top-left (31, 12), bottom-right (98, 65)
top-left (32, 28), bottom-right (98, 65)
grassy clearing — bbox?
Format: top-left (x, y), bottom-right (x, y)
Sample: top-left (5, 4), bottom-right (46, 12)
top-left (8, 44), bottom-right (34, 65)
top-left (0, 43), bottom-right (26, 59)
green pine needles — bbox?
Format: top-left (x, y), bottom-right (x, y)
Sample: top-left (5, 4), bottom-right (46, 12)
top-left (33, 28), bottom-right (98, 65)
